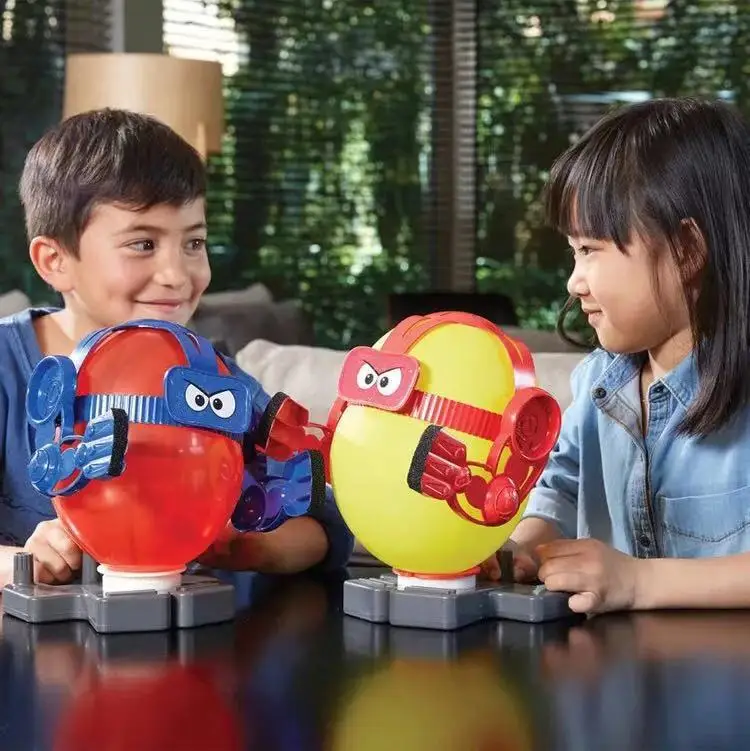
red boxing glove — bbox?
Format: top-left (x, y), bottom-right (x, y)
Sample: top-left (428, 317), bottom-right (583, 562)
top-left (406, 425), bottom-right (522, 527)
top-left (407, 426), bottom-right (472, 501)
top-left (254, 393), bottom-right (332, 474)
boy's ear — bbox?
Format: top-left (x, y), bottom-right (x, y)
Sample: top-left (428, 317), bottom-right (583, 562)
top-left (29, 236), bottom-right (76, 293)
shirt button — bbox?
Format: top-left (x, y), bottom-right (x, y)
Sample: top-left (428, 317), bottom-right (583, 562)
top-left (639, 535), bottom-right (651, 548)
top-left (593, 387), bottom-right (607, 399)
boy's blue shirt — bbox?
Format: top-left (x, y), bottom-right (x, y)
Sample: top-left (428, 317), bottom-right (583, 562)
top-left (0, 308), bottom-right (354, 569)
top-left (525, 347), bottom-right (750, 559)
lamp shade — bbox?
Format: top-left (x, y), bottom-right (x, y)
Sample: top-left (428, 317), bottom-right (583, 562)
top-left (63, 53), bottom-right (224, 158)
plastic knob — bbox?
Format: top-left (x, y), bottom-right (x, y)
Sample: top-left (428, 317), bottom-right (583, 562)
top-left (13, 552), bottom-right (33, 586)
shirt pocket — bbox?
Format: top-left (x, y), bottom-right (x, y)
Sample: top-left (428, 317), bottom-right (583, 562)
top-left (655, 485), bottom-right (750, 558)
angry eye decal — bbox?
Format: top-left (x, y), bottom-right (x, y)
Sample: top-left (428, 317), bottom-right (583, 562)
top-left (376, 367), bottom-right (402, 396)
top-left (339, 347), bottom-right (420, 411)
top-left (184, 384), bottom-right (237, 419)
top-left (209, 389), bottom-right (236, 419)
top-left (185, 383), bottom-right (209, 411)
top-left (165, 367), bottom-right (249, 434)
top-left (355, 363), bottom-right (404, 397)
top-left (356, 362), bottom-right (378, 390)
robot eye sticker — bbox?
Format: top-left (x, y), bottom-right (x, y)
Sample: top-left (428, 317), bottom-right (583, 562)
top-left (337, 347), bottom-right (420, 411)
top-left (164, 367), bottom-right (250, 434)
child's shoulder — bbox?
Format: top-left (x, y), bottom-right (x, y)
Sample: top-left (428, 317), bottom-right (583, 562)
top-left (0, 307), bottom-right (50, 388)
top-left (0, 307), bottom-right (35, 355)
top-left (568, 347), bottom-right (617, 390)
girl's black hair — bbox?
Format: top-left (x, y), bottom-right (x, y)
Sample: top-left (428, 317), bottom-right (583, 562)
top-left (545, 97), bottom-right (750, 437)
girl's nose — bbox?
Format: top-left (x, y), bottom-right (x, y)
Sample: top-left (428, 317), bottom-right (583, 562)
top-left (566, 262), bottom-right (589, 298)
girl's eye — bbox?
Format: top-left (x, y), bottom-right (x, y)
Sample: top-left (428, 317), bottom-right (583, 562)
top-left (128, 240), bottom-right (155, 252)
top-left (571, 245), bottom-right (595, 257)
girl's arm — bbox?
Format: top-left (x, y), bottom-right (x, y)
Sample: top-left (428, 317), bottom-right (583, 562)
top-left (635, 554), bottom-right (750, 610)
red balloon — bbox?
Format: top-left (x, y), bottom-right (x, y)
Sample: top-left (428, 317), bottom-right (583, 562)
top-left (53, 328), bottom-right (243, 572)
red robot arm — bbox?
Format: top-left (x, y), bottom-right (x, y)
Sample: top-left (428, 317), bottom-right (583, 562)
top-left (252, 392), bottom-right (335, 475)
top-left (407, 388), bottom-right (561, 526)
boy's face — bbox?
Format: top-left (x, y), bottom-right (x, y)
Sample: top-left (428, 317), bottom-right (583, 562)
top-left (62, 200), bottom-right (211, 332)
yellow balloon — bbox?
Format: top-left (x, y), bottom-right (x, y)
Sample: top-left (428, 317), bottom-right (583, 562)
top-left (329, 313), bottom-right (560, 575)
top-left (329, 653), bottom-right (533, 751)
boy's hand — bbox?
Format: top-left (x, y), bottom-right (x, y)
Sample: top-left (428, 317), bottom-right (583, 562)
top-left (196, 523), bottom-right (269, 572)
top-left (479, 539), bottom-right (539, 583)
top-left (24, 519), bottom-right (82, 584)
top-left (536, 538), bottom-right (643, 615)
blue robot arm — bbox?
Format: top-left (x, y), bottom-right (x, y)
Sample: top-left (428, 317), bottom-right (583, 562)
top-left (230, 451), bottom-right (327, 533)
top-left (28, 408), bottom-right (129, 497)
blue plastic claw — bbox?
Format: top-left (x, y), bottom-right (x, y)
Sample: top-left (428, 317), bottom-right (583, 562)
top-left (231, 451), bottom-right (323, 533)
top-left (27, 408), bottom-right (129, 497)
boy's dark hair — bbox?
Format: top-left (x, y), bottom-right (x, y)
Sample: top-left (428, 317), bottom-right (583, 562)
top-left (19, 108), bottom-right (206, 254)
top-left (545, 97), bottom-right (750, 437)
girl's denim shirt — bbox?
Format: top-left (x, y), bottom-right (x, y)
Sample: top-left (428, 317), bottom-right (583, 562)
top-left (524, 348), bottom-right (750, 558)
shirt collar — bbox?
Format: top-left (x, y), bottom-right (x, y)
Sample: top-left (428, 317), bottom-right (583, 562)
top-left (592, 349), bottom-right (698, 409)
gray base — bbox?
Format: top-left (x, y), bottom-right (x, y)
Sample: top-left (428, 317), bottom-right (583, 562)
top-left (2, 553), bottom-right (234, 633)
top-left (343, 573), bottom-right (573, 629)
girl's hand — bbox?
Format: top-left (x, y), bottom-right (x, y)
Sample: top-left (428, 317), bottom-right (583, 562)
top-left (479, 540), bottom-right (539, 583)
top-left (536, 538), bottom-right (644, 615)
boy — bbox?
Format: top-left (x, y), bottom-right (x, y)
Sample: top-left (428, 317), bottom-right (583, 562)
top-left (0, 108), bottom-right (354, 585)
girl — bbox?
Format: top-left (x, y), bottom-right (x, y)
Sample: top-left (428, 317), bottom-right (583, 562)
top-left (489, 97), bottom-right (750, 615)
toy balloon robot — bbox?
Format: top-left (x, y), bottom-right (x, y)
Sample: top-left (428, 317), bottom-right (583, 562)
top-left (290, 312), bottom-right (573, 627)
top-left (3, 319), bottom-right (325, 631)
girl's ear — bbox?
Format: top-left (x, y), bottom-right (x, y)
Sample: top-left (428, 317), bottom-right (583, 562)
top-left (678, 218), bottom-right (707, 286)
top-left (29, 236), bottom-right (75, 293)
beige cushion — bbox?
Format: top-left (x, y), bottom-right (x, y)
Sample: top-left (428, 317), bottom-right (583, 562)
top-left (236, 339), bottom-right (584, 422)
top-left (0, 290), bottom-right (30, 318)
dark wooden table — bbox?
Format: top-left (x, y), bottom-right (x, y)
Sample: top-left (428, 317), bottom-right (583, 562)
top-left (2, 566), bottom-right (750, 750)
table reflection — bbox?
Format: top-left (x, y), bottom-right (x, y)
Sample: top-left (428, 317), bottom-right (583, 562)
top-left (4, 569), bottom-right (750, 751)
top-left (330, 618), bottom-right (537, 751)
top-left (538, 612), bottom-right (750, 751)
top-left (0, 571), bottom-right (336, 751)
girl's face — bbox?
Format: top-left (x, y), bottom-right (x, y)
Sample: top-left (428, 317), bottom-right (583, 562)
top-left (566, 233), bottom-right (691, 359)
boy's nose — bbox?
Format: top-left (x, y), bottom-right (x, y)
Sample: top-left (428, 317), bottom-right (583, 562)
top-left (153, 250), bottom-right (190, 289)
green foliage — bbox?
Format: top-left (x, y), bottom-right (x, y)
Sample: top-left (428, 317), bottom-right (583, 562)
top-left (0, 0), bottom-right (66, 303)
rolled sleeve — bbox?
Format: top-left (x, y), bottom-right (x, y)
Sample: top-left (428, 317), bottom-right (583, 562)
top-left (522, 356), bottom-right (590, 539)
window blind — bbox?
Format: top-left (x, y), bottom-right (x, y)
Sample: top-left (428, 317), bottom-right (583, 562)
top-left (0, 0), bottom-right (111, 301)
top-left (164, 0), bottom-right (467, 348)
top-left (476, 1), bottom-right (748, 327)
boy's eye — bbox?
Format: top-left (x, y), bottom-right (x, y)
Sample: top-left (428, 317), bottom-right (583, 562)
top-left (187, 238), bottom-right (207, 252)
top-left (128, 240), bottom-right (155, 252)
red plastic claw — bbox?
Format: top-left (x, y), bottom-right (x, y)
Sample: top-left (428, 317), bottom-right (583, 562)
top-left (407, 427), bottom-right (471, 501)
top-left (255, 393), bottom-right (333, 480)
top-left (258, 394), bottom-right (312, 461)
